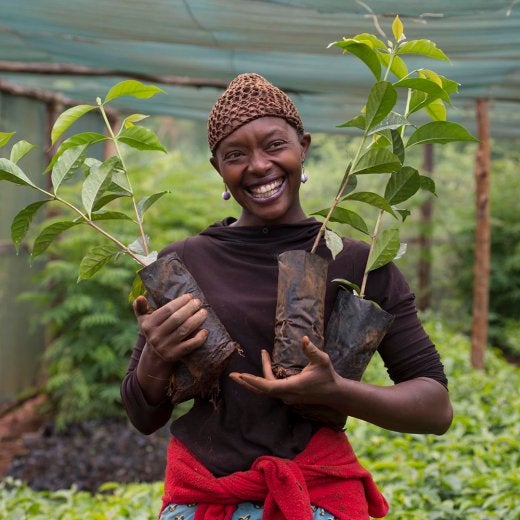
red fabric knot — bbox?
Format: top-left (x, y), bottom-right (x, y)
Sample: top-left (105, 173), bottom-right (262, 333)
top-left (161, 428), bottom-right (389, 520)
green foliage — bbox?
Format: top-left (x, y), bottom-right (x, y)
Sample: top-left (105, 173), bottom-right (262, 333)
top-left (1, 79), bottom-right (169, 281)
top-left (355, 317), bottom-right (520, 518)
top-left (318, 17), bottom-right (477, 297)
top-left (0, 478), bottom-right (162, 519)
top-left (19, 128), bottom-right (228, 427)
top-left (1, 321), bottom-right (518, 518)
top-left (451, 145), bottom-right (520, 355)
top-left (21, 233), bottom-right (138, 428)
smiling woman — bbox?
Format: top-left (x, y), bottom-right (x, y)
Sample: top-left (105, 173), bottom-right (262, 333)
top-left (121, 72), bottom-right (451, 520)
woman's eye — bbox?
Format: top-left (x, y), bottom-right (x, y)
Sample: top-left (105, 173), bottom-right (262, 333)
top-left (224, 151), bottom-right (243, 160)
top-left (269, 140), bottom-right (286, 149)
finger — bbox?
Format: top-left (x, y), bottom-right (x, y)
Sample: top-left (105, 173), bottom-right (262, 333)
top-left (133, 295), bottom-right (151, 317)
top-left (301, 336), bottom-right (327, 363)
top-left (261, 350), bottom-right (276, 380)
top-left (160, 297), bottom-right (205, 336)
top-left (229, 373), bottom-right (273, 395)
top-left (152, 293), bottom-right (194, 324)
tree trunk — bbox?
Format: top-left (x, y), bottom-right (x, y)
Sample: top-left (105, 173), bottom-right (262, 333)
top-left (471, 98), bottom-right (491, 369)
top-left (417, 143), bottom-right (434, 311)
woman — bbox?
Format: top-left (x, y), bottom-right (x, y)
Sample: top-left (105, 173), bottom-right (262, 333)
top-left (121, 73), bottom-right (453, 519)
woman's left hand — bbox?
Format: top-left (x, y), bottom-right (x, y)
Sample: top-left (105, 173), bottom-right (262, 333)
top-left (229, 336), bottom-right (339, 406)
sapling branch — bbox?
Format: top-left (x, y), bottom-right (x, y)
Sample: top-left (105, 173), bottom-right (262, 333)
top-left (360, 208), bottom-right (385, 298)
top-left (310, 136), bottom-right (366, 254)
top-left (97, 98), bottom-right (149, 256)
top-left (30, 182), bottom-right (147, 266)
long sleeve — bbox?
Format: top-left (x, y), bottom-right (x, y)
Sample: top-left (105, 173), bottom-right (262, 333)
top-left (120, 332), bottom-right (174, 434)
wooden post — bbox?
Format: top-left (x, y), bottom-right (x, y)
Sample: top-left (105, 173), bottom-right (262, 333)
top-left (417, 143), bottom-right (434, 311)
top-left (471, 98), bottom-right (491, 369)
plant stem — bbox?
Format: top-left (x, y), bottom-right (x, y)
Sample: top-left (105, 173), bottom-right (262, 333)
top-left (97, 99), bottom-right (149, 256)
top-left (359, 208), bottom-right (384, 298)
top-left (310, 135), bottom-right (366, 254)
top-left (32, 185), bottom-right (146, 266)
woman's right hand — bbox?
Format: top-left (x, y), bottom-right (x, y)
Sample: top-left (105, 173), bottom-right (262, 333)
top-left (133, 293), bottom-right (209, 365)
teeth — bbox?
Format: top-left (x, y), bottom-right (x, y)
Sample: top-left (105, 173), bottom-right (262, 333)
top-left (249, 178), bottom-right (284, 198)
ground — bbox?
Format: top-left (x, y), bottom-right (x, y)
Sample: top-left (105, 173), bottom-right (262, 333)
top-left (0, 394), bottom-right (169, 491)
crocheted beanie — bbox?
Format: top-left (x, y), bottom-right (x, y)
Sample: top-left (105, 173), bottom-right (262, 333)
top-left (207, 73), bottom-right (304, 153)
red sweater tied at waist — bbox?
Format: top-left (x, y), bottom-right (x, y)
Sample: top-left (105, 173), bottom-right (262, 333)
top-left (161, 427), bottom-right (389, 520)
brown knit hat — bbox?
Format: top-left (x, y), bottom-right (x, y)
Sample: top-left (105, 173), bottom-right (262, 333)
top-left (208, 73), bottom-right (304, 153)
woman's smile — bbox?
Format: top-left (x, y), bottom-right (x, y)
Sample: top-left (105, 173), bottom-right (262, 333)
top-left (246, 177), bottom-right (286, 201)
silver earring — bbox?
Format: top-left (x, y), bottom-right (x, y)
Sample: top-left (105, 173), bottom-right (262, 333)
top-left (221, 184), bottom-right (231, 200)
top-left (301, 165), bottom-right (308, 184)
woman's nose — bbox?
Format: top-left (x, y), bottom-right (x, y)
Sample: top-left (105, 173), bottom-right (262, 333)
top-left (247, 150), bottom-right (272, 175)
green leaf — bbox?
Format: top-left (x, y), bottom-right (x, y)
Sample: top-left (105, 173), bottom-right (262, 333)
top-left (123, 113), bottom-right (150, 128)
top-left (136, 191), bottom-right (170, 220)
top-left (392, 15), bottom-right (404, 42)
top-left (32, 221), bottom-right (79, 258)
top-left (351, 33), bottom-right (387, 50)
top-left (419, 175), bottom-right (436, 195)
top-left (379, 53), bottom-right (408, 79)
top-left (337, 114), bottom-right (365, 129)
top-left (51, 105), bottom-right (95, 145)
top-left (366, 228), bottom-right (401, 271)
top-left (394, 78), bottom-right (451, 103)
top-left (51, 145), bottom-right (87, 193)
top-left (104, 80), bottom-right (165, 103)
top-left (407, 121), bottom-right (478, 148)
top-left (425, 98), bottom-right (447, 121)
top-left (352, 148), bottom-right (401, 175)
top-left (90, 210), bottom-right (135, 222)
top-left (92, 191), bottom-right (131, 212)
top-left (78, 245), bottom-right (119, 281)
top-left (324, 228), bottom-right (344, 259)
top-left (391, 130), bottom-right (405, 163)
top-left (117, 126), bottom-right (167, 153)
top-left (10, 140), bottom-right (36, 164)
top-left (81, 156), bottom-right (121, 217)
top-left (395, 208), bottom-right (411, 221)
top-left (81, 157), bottom-right (120, 217)
top-left (0, 132), bottom-right (16, 148)
top-left (384, 166), bottom-right (421, 204)
top-left (332, 278), bottom-right (361, 295)
top-left (331, 39), bottom-right (381, 80)
top-left (343, 191), bottom-right (396, 217)
top-left (397, 39), bottom-right (449, 61)
top-left (365, 81), bottom-right (397, 131)
top-left (367, 112), bottom-right (410, 136)
top-left (46, 132), bottom-right (108, 172)
top-left (110, 167), bottom-right (132, 194)
top-left (0, 158), bottom-right (37, 188)
top-left (313, 206), bottom-right (369, 235)
top-left (11, 200), bottom-right (49, 253)
top-left (128, 273), bottom-right (146, 302)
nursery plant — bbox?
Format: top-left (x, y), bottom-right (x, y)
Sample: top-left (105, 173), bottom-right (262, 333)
top-left (0, 80), bottom-right (239, 404)
top-left (271, 16), bottom-right (477, 401)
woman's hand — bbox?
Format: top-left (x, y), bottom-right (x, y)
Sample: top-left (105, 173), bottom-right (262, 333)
top-left (134, 293), bottom-right (208, 364)
top-left (230, 335), bottom-right (453, 435)
top-left (134, 293), bottom-right (208, 405)
top-left (229, 336), bottom-right (339, 406)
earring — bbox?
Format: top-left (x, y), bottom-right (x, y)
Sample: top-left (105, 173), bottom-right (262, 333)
top-left (301, 164), bottom-right (308, 184)
top-left (221, 184), bottom-right (231, 200)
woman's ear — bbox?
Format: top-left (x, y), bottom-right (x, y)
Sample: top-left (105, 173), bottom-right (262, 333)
top-left (300, 132), bottom-right (311, 160)
top-left (209, 155), bottom-right (222, 176)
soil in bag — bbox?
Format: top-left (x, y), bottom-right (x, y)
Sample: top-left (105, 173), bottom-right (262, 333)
top-left (272, 250), bottom-right (328, 378)
top-left (139, 251), bottom-right (241, 404)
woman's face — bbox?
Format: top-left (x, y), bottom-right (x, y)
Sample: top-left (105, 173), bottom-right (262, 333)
top-left (210, 117), bottom-right (311, 227)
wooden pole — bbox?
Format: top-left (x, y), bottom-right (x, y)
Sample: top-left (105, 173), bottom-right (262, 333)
top-left (417, 143), bottom-right (434, 311)
top-left (470, 98), bottom-right (491, 369)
